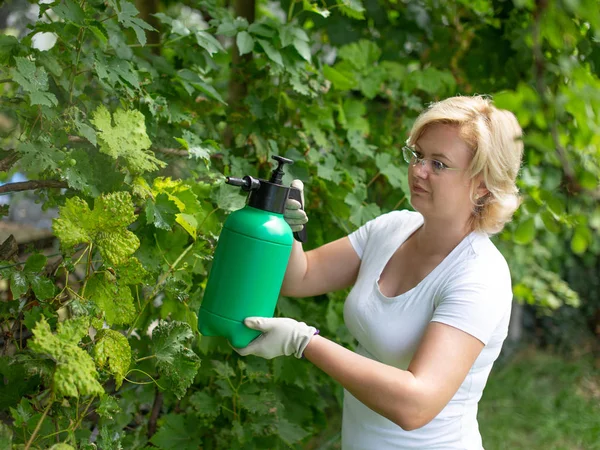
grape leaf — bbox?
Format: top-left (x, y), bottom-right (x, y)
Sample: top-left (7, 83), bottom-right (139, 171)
top-left (189, 391), bottom-right (220, 418)
top-left (52, 192), bottom-right (140, 266)
top-left (338, 40), bottom-right (381, 71)
top-left (86, 272), bottom-right (136, 326)
top-left (96, 394), bottom-right (121, 420)
top-left (90, 105), bottom-right (165, 174)
top-left (375, 153), bottom-right (408, 189)
top-left (63, 148), bottom-right (125, 197)
top-left (29, 317), bottom-right (104, 398)
top-left (349, 203), bottom-right (381, 227)
top-left (10, 57), bottom-right (58, 107)
top-left (94, 329), bottom-right (131, 389)
top-left (52, 0), bottom-right (86, 25)
top-left (16, 141), bottom-right (64, 175)
top-left (150, 414), bottom-right (204, 450)
top-left (113, 0), bottom-right (155, 46)
top-left (0, 35), bottom-right (19, 65)
top-left (337, 0), bottom-right (366, 19)
top-left (146, 193), bottom-right (178, 230)
top-left (114, 257), bottom-right (148, 285)
top-left (277, 418), bottom-right (311, 445)
top-left (151, 321), bottom-right (200, 399)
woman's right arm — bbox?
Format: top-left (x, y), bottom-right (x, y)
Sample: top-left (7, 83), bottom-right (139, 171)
top-left (280, 236), bottom-right (361, 298)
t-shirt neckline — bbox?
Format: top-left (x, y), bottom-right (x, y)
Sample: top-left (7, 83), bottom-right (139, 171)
top-left (374, 215), bottom-right (477, 301)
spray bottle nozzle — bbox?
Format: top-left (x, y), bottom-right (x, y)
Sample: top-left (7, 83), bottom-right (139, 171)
top-left (270, 155), bottom-right (294, 185)
top-left (226, 176), bottom-right (260, 191)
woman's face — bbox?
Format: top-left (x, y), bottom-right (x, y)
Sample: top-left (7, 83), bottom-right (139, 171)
top-left (408, 124), bottom-right (479, 225)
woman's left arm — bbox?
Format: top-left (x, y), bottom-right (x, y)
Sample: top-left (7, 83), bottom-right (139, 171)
top-left (303, 322), bottom-right (484, 431)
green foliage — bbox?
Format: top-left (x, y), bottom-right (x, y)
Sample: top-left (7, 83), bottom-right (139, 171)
top-left (29, 316), bottom-right (104, 398)
top-left (0, 0), bottom-right (598, 448)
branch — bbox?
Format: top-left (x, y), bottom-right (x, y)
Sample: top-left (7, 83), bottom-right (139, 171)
top-left (0, 180), bottom-right (68, 194)
top-left (0, 151), bottom-right (19, 173)
top-left (531, 0), bottom-right (595, 197)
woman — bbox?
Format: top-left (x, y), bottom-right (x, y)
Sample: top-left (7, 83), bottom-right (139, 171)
top-left (236, 95), bottom-right (524, 449)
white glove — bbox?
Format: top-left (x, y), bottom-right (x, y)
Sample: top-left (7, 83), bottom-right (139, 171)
top-left (234, 317), bottom-right (318, 359)
top-left (285, 180), bottom-right (308, 232)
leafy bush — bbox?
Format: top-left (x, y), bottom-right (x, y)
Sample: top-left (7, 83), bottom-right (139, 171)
top-left (0, 0), bottom-right (598, 448)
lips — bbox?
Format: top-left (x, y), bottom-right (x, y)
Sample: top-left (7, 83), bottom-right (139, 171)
top-left (411, 183), bottom-right (428, 193)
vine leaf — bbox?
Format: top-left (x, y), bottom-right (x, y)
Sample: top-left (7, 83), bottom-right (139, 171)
top-left (52, 192), bottom-right (140, 266)
top-left (1, 253), bottom-right (55, 300)
top-left (10, 57), bottom-right (58, 107)
top-left (151, 321), bottom-right (200, 399)
top-left (16, 140), bottom-right (64, 175)
top-left (90, 105), bottom-right (165, 174)
top-left (150, 414), bottom-right (204, 450)
top-left (110, 0), bottom-right (155, 46)
top-left (94, 329), bottom-right (131, 389)
top-left (29, 317), bottom-right (104, 398)
top-left (86, 272), bottom-right (136, 326)
top-left (146, 193), bottom-right (179, 230)
top-left (52, 0), bottom-right (86, 25)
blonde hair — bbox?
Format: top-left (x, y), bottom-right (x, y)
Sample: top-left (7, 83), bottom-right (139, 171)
top-left (407, 95), bottom-right (523, 235)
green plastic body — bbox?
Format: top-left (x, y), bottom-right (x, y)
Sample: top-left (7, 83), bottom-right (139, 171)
top-left (198, 205), bottom-right (293, 348)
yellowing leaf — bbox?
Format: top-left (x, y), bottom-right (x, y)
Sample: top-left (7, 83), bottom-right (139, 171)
top-left (29, 317), bottom-right (103, 398)
top-left (91, 105), bottom-right (165, 174)
top-left (86, 272), bottom-right (136, 326)
top-left (52, 192), bottom-right (140, 266)
top-left (94, 329), bottom-right (131, 389)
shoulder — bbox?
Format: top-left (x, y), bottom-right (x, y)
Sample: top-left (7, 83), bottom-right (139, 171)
top-left (450, 233), bottom-right (512, 289)
top-left (367, 209), bottom-right (423, 232)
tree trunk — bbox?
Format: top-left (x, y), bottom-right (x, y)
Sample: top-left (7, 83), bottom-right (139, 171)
top-left (136, 0), bottom-right (161, 54)
top-left (224, 0), bottom-right (256, 147)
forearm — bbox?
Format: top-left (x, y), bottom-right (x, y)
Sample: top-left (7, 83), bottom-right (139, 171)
top-left (303, 335), bottom-right (429, 430)
top-left (281, 240), bottom-right (308, 296)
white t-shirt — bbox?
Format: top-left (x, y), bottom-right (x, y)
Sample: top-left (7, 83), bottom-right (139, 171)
top-left (342, 210), bottom-right (512, 450)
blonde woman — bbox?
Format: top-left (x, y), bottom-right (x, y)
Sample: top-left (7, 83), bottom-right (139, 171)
top-left (236, 95), bottom-right (524, 450)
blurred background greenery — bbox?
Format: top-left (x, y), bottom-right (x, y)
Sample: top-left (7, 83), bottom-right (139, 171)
top-left (0, 0), bottom-right (598, 449)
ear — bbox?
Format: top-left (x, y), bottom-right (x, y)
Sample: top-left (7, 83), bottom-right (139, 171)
top-left (475, 179), bottom-right (489, 199)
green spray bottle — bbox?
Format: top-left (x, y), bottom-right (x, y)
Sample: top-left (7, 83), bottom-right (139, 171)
top-left (198, 156), bottom-right (306, 348)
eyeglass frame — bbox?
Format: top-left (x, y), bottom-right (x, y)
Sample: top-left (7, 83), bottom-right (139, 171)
top-left (402, 145), bottom-right (463, 175)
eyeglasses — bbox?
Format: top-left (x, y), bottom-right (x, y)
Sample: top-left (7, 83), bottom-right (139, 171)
top-left (402, 146), bottom-right (462, 175)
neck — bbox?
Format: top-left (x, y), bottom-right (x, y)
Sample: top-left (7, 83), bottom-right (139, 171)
top-left (414, 215), bottom-right (473, 257)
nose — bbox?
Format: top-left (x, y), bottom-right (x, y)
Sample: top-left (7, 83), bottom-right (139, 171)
top-left (411, 160), bottom-right (430, 178)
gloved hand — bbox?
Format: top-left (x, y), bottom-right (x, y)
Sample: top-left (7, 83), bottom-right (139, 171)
top-left (234, 317), bottom-right (318, 359)
top-left (284, 180), bottom-right (308, 232)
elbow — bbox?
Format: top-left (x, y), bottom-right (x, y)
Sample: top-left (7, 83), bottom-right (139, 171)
top-left (391, 406), bottom-right (435, 431)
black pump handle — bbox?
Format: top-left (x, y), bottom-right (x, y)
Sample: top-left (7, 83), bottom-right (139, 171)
top-left (272, 155), bottom-right (294, 166)
top-left (288, 187), bottom-right (307, 243)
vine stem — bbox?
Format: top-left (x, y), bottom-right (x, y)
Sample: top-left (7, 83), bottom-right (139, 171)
top-left (24, 394), bottom-right (54, 450)
top-left (71, 396), bottom-right (95, 436)
top-left (392, 195), bottom-right (406, 210)
top-left (366, 172), bottom-right (381, 188)
top-left (135, 354), bottom-right (157, 363)
top-left (287, 0), bottom-right (296, 22)
top-left (69, 27), bottom-right (86, 104)
top-left (126, 243), bottom-right (194, 337)
top-left (80, 243), bottom-right (93, 297)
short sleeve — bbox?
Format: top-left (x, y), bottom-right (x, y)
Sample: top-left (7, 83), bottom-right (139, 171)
top-left (431, 260), bottom-right (512, 345)
top-left (348, 211), bottom-right (417, 260)
top-left (347, 218), bottom-right (375, 259)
